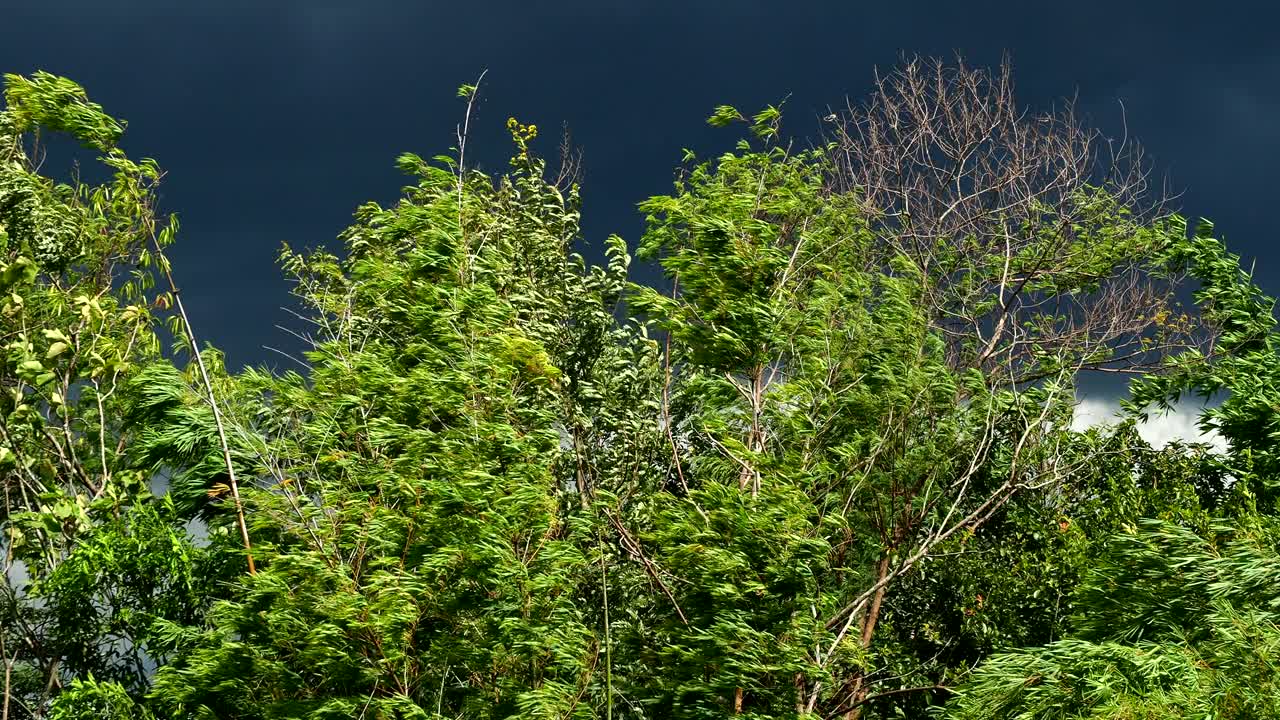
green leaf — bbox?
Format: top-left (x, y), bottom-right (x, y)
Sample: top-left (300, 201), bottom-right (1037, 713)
top-left (0, 256), bottom-right (37, 290)
top-left (707, 104), bottom-right (743, 127)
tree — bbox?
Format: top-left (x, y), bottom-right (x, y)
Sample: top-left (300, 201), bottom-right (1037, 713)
top-left (148, 110), bottom-right (659, 719)
top-left (946, 224), bottom-right (1280, 719)
top-left (0, 61), bottom-right (1249, 720)
top-left (873, 418), bottom-right (1223, 719)
top-left (825, 57), bottom-right (1205, 385)
top-left (622, 103), bottom-right (1108, 719)
top-left (946, 516), bottom-right (1280, 719)
top-left (0, 71), bottom-right (214, 718)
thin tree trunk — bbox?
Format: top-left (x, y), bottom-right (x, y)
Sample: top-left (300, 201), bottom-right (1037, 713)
top-left (1, 635), bottom-right (11, 720)
top-left (738, 365), bottom-right (765, 497)
top-left (845, 553), bottom-right (891, 720)
top-left (600, 539), bottom-right (614, 720)
top-left (860, 555), bottom-right (891, 649)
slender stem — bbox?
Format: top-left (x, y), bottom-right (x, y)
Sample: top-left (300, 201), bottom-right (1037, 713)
top-left (152, 242), bottom-right (255, 574)
top-left (456, 69), bottom-right (487, 280)
top-left (436, 663), bottom-right (448, 717)
top-left (600, 540), bottom-right (613, 720)
top-left (835, 684), bottom-right (952, 716)
top-left (1, 634), bottom-right (11, 720)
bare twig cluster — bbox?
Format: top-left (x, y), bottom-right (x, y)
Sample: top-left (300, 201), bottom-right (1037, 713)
top-left (824, 56), bottom-right (1206, 386)
top-left (552, 122), bottom-right (585, 193)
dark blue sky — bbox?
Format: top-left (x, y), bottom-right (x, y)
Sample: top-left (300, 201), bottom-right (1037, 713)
top-left (3, 2), bottom-right (1277, 370)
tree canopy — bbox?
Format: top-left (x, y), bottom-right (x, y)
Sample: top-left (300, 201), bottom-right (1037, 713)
top-left (1, 60), bottom-right (1275, 720)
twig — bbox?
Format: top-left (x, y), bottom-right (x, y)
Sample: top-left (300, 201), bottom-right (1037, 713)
top-left (604, 508), bottom-right (688, 625)
top-left (150, 232), bottom-right (256, 574)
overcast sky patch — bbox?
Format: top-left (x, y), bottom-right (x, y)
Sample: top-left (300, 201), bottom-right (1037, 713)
top-left (1072, 396), bottom-right (1226, 452)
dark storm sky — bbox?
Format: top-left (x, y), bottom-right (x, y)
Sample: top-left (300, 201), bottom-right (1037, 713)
top-left (3, 2), bottom-right (1277, 370)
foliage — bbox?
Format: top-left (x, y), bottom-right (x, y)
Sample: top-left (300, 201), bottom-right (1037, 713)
top-left (48, 678), bottom-right (155, 720)
top-left (147, 113), bottom-right (656, 720)
top-left (4, 64), bottom-right (1276, 720)
top-left (946, 226), bottom-right (1280, 718)
top-left (825, 58), bottom-right (1204, 387)
top-left (618, 107), bottom-right (1113, 718)
top-left (946, 517), bottom-right (1280, 719)
top-left (0, 70), bottom-right (213, 719)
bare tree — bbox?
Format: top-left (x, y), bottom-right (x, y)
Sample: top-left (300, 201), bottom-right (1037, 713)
top-left (824, 55), bottom-right (1206, 388)
top-left (551, 122), bottom-right (585, 193)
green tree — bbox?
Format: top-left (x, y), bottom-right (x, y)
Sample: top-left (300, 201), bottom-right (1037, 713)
top-left (0, 63), bottom-right (1246, 720)
top-left (149, 110), bottom-right (659, 719)
top-left (946, 224), bottom-right (1280, 719)
top-left (621, 104), bottom-right (1115, 719)
top-left (0, 72), bottom-right (210, 718)
top-left (946, 517), bottom-right (1280, 719)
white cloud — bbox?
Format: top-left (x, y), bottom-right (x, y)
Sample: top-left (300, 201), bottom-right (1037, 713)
top-left (1072, 397), bottom-right (1227, 452)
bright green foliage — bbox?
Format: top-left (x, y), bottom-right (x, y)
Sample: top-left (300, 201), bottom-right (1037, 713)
top-left (1129, 220), bottom-right (1280, 509)
top-left (148, 117), bottom-right (656, 720)
top-left (633, 129), bottom-right (862, 375)
top-left (124, 360), bottom-right (258, 520)
top-left (1, 72), bottom-right (124, 151)
top-left (946, 518), bottom-right (1280, 719)
top-left (48, 678), bottom-right (155, 720)
top-left (0, 72), bottom-right (209, 718)
top-left (946, 225), bottom-right (1280, 718)
top-left (29, 498), bottom-right (208, 694)
top-left (620, 111), bottom-right (1082, 718)
top-left (5, 69), bottom-right (1275, 720)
